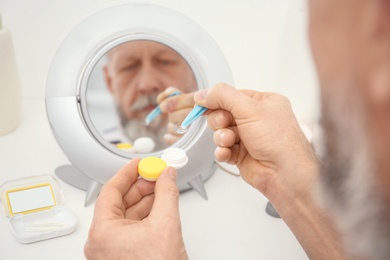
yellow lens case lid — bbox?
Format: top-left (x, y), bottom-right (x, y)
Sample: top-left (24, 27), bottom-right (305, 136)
top-left (138, 157), bottom-right (167, 181)
top-left (115, 143), bottom-right (133, 150)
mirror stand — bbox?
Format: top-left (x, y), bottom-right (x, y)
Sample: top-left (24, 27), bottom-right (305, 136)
top-left (55, 165), bottom-right (103, 206)
top-left (46, 4), bottom-right (235, 207)
top-left (265, 202), bottom-right (281, 218)
top-left (55, 163), bottom-right (215, 206)
top-left (186, 162), bottom-right (216, 200)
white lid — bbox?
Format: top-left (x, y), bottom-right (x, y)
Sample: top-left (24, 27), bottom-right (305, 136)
top-left (132, 137), bottom-right (155, 153)
top-left (161, 147), bottom-right (188, 169)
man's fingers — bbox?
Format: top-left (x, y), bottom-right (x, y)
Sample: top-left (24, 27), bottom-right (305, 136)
top-left (94, 159), bottom-right (157, 220)
top-left (122, 178), bottom-right (156, 208)
top-left (213, 128), bottom-right (239, 148)
top-left (124, 193), bottom-right (155, 220)
top-left (168, 107), bottom-right (192, 124)
top-left (149, 167), bottom-right (180, 221)
top-left (214, 147), bottom-right (232, 162)
top-left (206, 109), bottom-right (235, 130)
top-left (214, 144), bottom-right (240, 164)
top-left (194, 83), bottom-right (251, 111)
top-left (157, 86), bottom-right (180, 103)
top-left (160, 92), bottom-right (194, 113)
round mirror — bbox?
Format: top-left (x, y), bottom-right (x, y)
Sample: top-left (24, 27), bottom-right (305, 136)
top-left (83, 39), bottom-right (199, 155)
top-left (46, 4), bottom-right (233, 204)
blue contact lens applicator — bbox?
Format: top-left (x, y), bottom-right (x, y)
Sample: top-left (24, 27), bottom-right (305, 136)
top-left (180, 105), bottom-right (208, 129)
top-left (144, 91), bottom-right (181, 125)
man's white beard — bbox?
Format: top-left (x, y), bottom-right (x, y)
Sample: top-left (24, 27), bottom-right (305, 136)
top-left (122, 114), bottom-right (169, 151)
top-left (119, 95), bottom-right (170, 151)
top-left (316, 87), bottom-right (390, 259)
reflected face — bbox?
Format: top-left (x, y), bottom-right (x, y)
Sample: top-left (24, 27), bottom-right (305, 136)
top-left (104, 40), bottom-right (197, 121)
top-left (309, 1), bottom-right (390, 259)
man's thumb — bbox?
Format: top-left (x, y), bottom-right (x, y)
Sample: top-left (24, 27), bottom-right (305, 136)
top-left (194, 83), bottom-right (252, 113)
top-left (149, 167), bottom-right (180, 218)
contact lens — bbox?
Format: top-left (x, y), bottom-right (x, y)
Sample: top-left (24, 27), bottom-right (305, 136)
top-left (174, 123), bottom-right (188, 134)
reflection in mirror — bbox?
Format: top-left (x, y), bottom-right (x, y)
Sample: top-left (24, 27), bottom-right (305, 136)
top-left (86, 40), bottom-right (197, 153)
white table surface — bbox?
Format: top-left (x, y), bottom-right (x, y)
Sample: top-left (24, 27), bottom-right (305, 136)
top-left (0, 98), bottom-right (308, 259)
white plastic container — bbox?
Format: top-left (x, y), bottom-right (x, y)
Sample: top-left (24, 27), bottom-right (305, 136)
top-left (0, 175), bottom-right (77, 244)
top-left (0, 14), bottom-right (21, 136)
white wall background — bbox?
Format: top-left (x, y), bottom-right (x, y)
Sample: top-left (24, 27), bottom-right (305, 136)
top-left (0, 0), bottom-right (319, 126)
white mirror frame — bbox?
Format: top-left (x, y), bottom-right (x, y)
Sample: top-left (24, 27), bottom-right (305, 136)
top-left (46, 4), bottom-right (234, 202)
top-left (79, 33), bottom-right (206, 158)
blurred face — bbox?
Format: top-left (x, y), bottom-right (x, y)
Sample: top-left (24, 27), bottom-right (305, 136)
top-left (104, 40), bottom-right (197, 121)
top-left (309, 0), bottom-right (390, 258)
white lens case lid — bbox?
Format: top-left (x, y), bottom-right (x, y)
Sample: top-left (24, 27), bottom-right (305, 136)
top-left (161, 147), bottom-right (188, 169)
top-left (132, 137), bottom-right (155, 154)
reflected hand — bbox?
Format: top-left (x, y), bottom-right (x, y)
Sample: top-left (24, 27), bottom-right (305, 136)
top-left (84, 158), bottom-right (188, 260)
top-left (193, 83), bottom-right (318, 213)
top-left (158, 87), bottom-right (195, 145)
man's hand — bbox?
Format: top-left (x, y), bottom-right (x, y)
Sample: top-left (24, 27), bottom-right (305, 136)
top-left (84, 158), bottom-right (188, 260)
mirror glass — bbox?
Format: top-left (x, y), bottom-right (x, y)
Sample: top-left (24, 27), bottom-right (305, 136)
top-left (85, 40), bottom-right (198, 154)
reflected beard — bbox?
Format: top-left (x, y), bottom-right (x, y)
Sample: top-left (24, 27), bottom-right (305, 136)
top-left (128, 95), bottom-right (159, 119)
top-left (118, 95), bottom-right (169, 151)
top-left (122, 115), bottom-right (169, 151)
top-left (317, 86), bottom-right (390, 259)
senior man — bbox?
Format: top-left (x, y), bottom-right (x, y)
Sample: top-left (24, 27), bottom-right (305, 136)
top-left (85, 1), bottom-right (390, 259)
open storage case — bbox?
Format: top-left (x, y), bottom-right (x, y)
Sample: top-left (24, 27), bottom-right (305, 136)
top-left (0, 175), bottom-right (77, 244)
